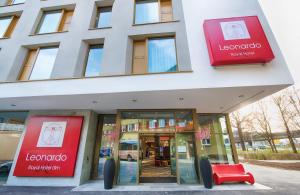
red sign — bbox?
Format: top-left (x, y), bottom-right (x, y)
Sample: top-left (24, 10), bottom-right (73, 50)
top-left (13, 116), bottom-right (83, 177)
top-left (203, 16), bottom-right (275, 66)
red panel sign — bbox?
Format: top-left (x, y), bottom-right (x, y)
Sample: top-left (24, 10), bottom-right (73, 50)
top-left (13, 116), bottom-right (83, 177)
top-left (203, 16), bottom-right (275, 66)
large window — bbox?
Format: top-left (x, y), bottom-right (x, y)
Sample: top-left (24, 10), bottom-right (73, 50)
top-left (36, 9), bottom-right (73, 34)
top-left (197, 114), bottom-right (234, 164)
top-left (9, 0), bottom-right (25, 5)
top-left (0, 16), bottom-right (19, 38)
top-left (132, 37), bottom-right (177, 74)
top-left (135, 0), bottom-right (173, 24)
top-left (95, 7), bottom-right (112, 28)
top-left (84, 45), bottom-right (104, 77)
top-left (19, 46), bottom-right (59, 81)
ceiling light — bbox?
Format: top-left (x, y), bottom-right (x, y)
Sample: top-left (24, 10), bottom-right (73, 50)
top-left (179, 97), bottom-right (184, 101)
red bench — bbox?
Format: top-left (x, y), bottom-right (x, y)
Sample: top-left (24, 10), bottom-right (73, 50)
top-left (212, 164), bottom-right (255, 185)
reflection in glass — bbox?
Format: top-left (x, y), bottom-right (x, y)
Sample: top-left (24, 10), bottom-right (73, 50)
top-left (121, 112), bottom-right (176, 133)
top-left (84, 45), bottom-right (104, 77)
top-left (197, 114), bottom-right (234, 164)
top-left (37, 11), bottom-right (62, 34)
top-left (0, 112), bottom-right (28, 131)
top-left (29, 47), bottom-right (58, 80)
top-left (0, 17), bottom-right (12, 38)
top-left (97, 116), bottom-right (116, 179)
top-left (135, 0), bottom-right (159, 24)
top-left (96, 7), bottom-right (112, 28)
top-left (0, 112), bottom-right (28, 182)
top-left (11, 0), bottom-right (26, 4)
top-left (175, 111), bottom-right (194, 132)
top-left (148, 38), bottom-right (177, 73)
top-left (118, 133), bottom-right (138, 184)
top-left (177, 133), bottom-right (198, 184)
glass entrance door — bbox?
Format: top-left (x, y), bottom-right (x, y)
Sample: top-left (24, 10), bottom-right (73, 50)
top-left (139, 134), bottom-right (177, 183)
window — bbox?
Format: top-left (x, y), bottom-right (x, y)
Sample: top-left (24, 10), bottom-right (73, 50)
top-left (19, 46), bottom-right (59, 81)
top-left (135, 0), bottom-right (173, 24)
top-left (8, 0), bottom-right (25, 5)
top-left (95, 7), bottom-right (112, 28)
top-left (0, 16), bottom-right (19, 38)
top-left (36, 9), bottom-right (73, 34)
top-left (197, 114), bottom-right (235, 164)
top-left (84, 45), bottom-right (104, 77)
top-left (132, 37), bottom-right (177, 74)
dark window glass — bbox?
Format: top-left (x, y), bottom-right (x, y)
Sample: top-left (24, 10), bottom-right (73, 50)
top-left (96, 7), bottom-right (112, 28)
top-left (148, 38), bottom-right (177, 73)
top-left (135, 0), bottom-right (159, 24)
top-left (84, 45), bottom-right (104, 77)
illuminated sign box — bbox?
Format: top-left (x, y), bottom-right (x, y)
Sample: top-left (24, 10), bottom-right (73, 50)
top-left (203, 16), bottom-right (275, 66)
top-left (13, 116), bottom-right (83, 177)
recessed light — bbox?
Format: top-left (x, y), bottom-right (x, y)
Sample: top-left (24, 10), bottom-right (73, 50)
top-left (179, 97), bottom-right (184, 101)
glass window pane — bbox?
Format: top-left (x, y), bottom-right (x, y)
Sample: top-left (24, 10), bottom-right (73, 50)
top-left (121, 111), bottom-right (176, 133)
top-left (0, 17), bottom-right (12, 38)
top-left (118, 133), bottom-right (139, 184)
top-left (37, 11), bottom-right (62, 34)
top-left (12, 0), bottom-right (26, 4)
top-left (0, 112), bottom-right (28, 132)
top-left (97, 116), bottom-right (116, 179)
top-left (84, 45), bottom-right (104, 77)
top-left (196, 114), bottom-right (234, 164)
top-left (148, 38), bottom-right (177, 73)
top-left (135, 0), bottom-right (159, 24)
top-left (0, 112), bottom-right (28, 182)
top-left (175, 111), bottom-right (194, 132)
top-left (177, 133), bottom-right (198, 184)
top-left (29, 47), bottom-right (58, 80)
top-left (96, 7), bottom-right (112, 28)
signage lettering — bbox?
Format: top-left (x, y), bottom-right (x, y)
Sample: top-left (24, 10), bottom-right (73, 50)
top-left (204, 16), bottom-right (275, 66)
top-left (13, 116), bottom-right (83, 177)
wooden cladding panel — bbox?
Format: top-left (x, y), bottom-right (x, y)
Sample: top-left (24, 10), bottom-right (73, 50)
top-left (3, 16), bottom-right (19, 38)
top-left (58, 10), bottom-right (73, 32)
top-left (160, 0), bottom-right (173, 22)
top-left (132, 40), bottom-right (147, 74)
top-left (19, 50), bottom-right (37, 81)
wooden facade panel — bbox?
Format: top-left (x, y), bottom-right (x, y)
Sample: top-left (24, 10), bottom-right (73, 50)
top-left (160, 0), bottom-right (173, 22)
top-left (19, 50), bottom-right (37, 81)
top-left (58, 10), bottom-right (73, 32)
top-left (3, 16), bottom-right (19, 38)
top-left (133, 40), bottom-right (147, 74)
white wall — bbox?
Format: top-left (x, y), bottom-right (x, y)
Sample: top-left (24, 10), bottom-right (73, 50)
top-left (259, 0), bottom-right (300, 86)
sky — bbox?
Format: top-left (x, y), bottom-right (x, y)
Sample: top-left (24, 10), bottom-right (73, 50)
top-left (237, 0), bottom-right (300, 132)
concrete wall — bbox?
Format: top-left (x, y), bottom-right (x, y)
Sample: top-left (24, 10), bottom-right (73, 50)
top-left (0, 0), bottom-right (294, 113)
top-left (6, 110), bottom-right (98, 186)
top-left (0, 131), bottom-right (21, 161)
top-left (0, 0), bottom-right (191, 81)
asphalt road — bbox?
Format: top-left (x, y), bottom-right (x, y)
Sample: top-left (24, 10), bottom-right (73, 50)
top-left (0, 163), bottom-right (299, 195)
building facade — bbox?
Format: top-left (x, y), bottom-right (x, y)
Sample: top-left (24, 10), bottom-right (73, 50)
top-left (0, 0), bottom-right (294, 187)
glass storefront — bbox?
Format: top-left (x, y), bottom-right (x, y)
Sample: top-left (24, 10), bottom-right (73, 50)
top-left (93, 111), bottom-right (236, 185)
top-left (0, 111), bottom-right (28, 183)
top-left (94, 115), bottom-right (117, 179)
